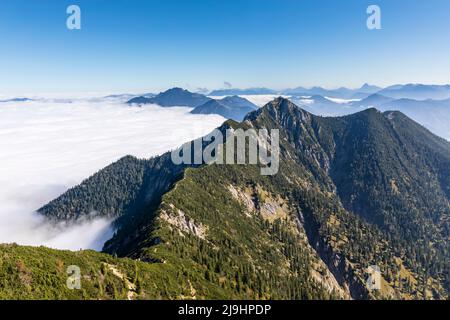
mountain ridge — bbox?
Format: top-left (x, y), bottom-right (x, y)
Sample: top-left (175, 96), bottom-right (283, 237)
top-left (25, 98), bottom-right (450, 299)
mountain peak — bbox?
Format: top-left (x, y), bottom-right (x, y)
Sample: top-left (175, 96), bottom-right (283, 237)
top-left (358, 83), bottom-right (382, 94)
top-left (128, 87), bottom-right (211, 107)
top-left (265, 96), bottom-right (297, 111)
top-left (269, 96), bottom-right (291, 104)
top-left (244, 97), bottom-right (311, 124)
top-left (190, 96), bottom-right (257, 121)
top-left (164, 87), bottom-right (188, 93)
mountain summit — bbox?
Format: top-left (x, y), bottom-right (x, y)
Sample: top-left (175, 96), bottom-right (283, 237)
top-left (190, 95), bottom-right (257, 121)
top-left (127, 87), bottom-right (211, 108)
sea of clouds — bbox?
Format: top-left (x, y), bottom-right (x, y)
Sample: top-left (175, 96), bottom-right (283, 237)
top-left (0, 98), bottom-right (225, 251)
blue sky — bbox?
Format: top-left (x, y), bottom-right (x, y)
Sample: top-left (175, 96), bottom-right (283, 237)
top-left (1, 0), bottom-right (450, 95)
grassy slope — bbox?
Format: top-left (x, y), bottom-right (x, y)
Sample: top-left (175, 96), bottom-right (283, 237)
top-left (0, 243), bottom-right (230, 300)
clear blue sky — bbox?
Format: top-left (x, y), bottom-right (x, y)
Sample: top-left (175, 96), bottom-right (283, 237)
top-left (1, 0), bottom-right (450, 95)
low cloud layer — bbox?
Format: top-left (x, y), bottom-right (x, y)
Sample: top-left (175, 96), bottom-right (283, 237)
top-left (0, 98), bottom-right (225, 250)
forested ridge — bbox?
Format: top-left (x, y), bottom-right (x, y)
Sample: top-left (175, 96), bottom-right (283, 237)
top-left (2, 98), bottom-right (448, 300)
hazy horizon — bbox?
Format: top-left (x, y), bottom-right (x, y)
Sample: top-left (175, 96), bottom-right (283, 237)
top-left (2, 82), bottom-right (450, 99)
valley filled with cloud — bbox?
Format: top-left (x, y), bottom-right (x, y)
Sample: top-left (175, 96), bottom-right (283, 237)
top-left (0, 98), bottom-right (225, 250)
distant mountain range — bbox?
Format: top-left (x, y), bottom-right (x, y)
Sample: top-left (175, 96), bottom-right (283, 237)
top-left (209, 87), bottom-right (278, 96)
top-left (207, 83), bottom-right (382, 99)
top-left (3, 83), bottom-right (450, 106)
top-left (122, 84), bottom-right (450, 139)
top-left (377, 84), bottom-right (450, 100)
top-left (190, 95), bottom-right (257, 121)
top-left (283, 83), bottom-right (382, 99)
top-left (288, 93), bottom-right (450, 140)
top-left (5, 84), bottom-right (450, 140)
top-left (127, 87), bottom-right (211, 108)
top-left (207, 83), bottom-right (450, 100)
top-left (127, 88), bottom-right (257, 121)
top-left (0, 97), bottom-right (33, 103)
top-left (21, 97), bottom-right (448, 300)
